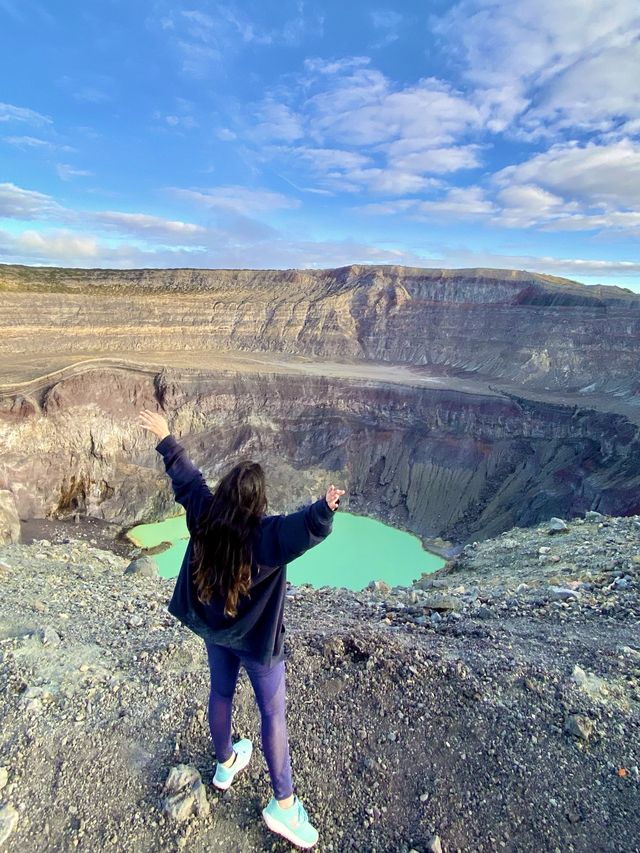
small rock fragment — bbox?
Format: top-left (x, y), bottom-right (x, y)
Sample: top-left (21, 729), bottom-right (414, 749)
top-left (162, 764), bottom-right (210, 823)
top-left (564, 713), bottom-right (594, 741)
top-left (0, 803), bottom-right (18, 846)
top-left (427, 834), bottom-right (443, 853)
top-left (39, 626), bottom-right (61, 646)
top-left (548, 586), bottom-right (579, 601)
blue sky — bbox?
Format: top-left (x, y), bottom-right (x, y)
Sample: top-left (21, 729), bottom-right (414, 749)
top-left (1, 0), bottom-right (639, 289)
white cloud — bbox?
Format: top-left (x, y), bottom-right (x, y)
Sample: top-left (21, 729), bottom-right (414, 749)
top-left (170, 184), bottom-right (301, 215)
top-left (252, 100), bottom-right (304, 142)
top-left (0, 182), bottom-right (63, 219)
top-left (359, 140), bottom-right (640, 234)
top-left (1, 228), bottom-right (100, 260)
top-left (382, 144), bottom-right (482, 175)
top-left (162, 114), bottom-right (198, 129)
top-left (293, 147), bottom-right (373, 171)
top-left (0, 224), bottom-right (429, 270)
top-left (433, 0), bottom-right (640, 135)
top-left (429, 245), bottom-right (640, 283)
top-left (0, 102), bottom-right (52, 126)
top-left (494, 140), bottom-right (640, 210)
top-left (3, 135), bottom-right (56, 150)
top-left (358, 186), bottom-right (496, 218)
top-left (247, 59), bottom-right (483, 196)
top-left (92, 211), bottom-right (208, 242)
top-left (371, 10), bottom-right (403, 47)
top-left (56, 164), bottom-right (94, 180)
top-left (73, 86), bottom-right (112, 104)
top-left (303, 65), bottom-right (480, 148)
top-left (154, 4), bottom-right (323, 78)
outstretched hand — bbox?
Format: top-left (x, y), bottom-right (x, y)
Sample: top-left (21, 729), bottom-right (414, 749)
top-left (325, 484), bottom-right (346, 511)
top-left (138, 409), bottom-right (171, 440)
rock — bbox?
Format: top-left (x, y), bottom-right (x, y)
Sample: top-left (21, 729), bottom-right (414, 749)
top-left (419, 792), bottom-right (429, 803)
top-left (367, 580), bottom-right (391, 595)
top-left (548, 586), bottom-right (579, 601)
top-left (0, 490), bottom-right (21, 544)
top-left (0, 767), bottom-right (8, 791)
top-left (422, 594), bottom-right (461, 612)
top-left (124, 556), bottom-right (159, 578)
top-left (0, 803), bottom-right (18, 846)
top-left (564, 713), bottom-right (594, 741)
top-left (548, 517), bottom-right (569, 533)
top-left (39, 626), bottom-right (61, 646)
top-left (162, 764), bottom-right (210, 822)
top-left (572, 665), bottom-right (609, 700)
top-left (427, 834), bottom-right (443, 853)
top-left (585, 511), bottom-right (605, 522)
top-left (619, 646), bottom-right (640, 659)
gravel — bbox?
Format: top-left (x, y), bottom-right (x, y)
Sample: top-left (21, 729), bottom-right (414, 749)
top-left (0, 512), bottom-right (638, 852)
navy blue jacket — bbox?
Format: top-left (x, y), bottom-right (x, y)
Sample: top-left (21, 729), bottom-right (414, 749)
top-left (155, 434), bottom-right (335, 666)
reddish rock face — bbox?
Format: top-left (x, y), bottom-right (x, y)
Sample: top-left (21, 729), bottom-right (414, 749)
top-left (1, 364), bottom-right (638, 550)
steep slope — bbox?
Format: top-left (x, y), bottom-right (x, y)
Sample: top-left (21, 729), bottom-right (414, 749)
top-left (1, 365), bottom-right (639, 550)
top-left (1, 264), bottom-right (639, 395)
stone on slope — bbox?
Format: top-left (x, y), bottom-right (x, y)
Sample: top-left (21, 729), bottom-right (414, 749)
top-left (162, 764), bottom-right (210, 823)
top-left (564, 714), bottom-right (594, 741)
top-left (0, 803), bottom-right (18, 846)
top-left (0, 491), bottom-right (20, 545)
top-left (422, 594), bottom-right (461, 612)
top-left (124, 556), bottom-right (159, 578)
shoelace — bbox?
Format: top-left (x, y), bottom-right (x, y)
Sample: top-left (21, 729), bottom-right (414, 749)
top-left (295, 800), bottom-right (309, 825)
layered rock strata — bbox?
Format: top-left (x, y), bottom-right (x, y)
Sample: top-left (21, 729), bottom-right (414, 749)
top-left (1, 365), bottom-right (638, 551)
top-left (2, 264), bottom-right (639, 397)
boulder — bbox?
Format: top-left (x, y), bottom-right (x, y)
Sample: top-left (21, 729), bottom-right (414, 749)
top-left (585, 510), bottom-right (605, 522)
top-left (124, 556), bottom-right (159, 578)
top-left (0, 490), bottom-right (21, 544)
top-left (422, 594), bottom-right (461, 612)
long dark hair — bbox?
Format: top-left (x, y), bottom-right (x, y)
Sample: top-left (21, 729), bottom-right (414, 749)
top-left (192, 460), bottom-right (267, 618)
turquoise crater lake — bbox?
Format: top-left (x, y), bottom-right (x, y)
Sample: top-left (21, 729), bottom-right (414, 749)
top-left (127, 511), bottom-right (444, 590)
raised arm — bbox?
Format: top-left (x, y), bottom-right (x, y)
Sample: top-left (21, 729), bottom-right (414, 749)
top-left (138, 409), bottom-right (213, 533)
top-left (271, 484), bottom-right (346, 565)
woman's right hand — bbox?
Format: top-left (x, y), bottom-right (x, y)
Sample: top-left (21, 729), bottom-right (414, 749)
top-left (325, 484), bottom-right (346, 511)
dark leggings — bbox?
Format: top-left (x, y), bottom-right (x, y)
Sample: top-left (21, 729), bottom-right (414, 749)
top-left (204, 640), bottom-right (294, 800)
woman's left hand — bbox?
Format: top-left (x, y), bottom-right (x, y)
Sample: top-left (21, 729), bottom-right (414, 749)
top-left (138, 408), bottom-right (171, 440)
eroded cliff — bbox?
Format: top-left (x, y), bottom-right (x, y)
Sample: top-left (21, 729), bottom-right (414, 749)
top-left (1, 364), bottom-right (638, 551)
top-left (2, 264), bottom-right (639, 396)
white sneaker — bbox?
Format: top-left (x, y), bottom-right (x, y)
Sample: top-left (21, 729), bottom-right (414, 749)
top-left (212, 738), bottom-right (253, 790)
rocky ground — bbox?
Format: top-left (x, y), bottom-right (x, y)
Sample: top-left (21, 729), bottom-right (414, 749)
top-left (0, 512), bottom-right (638, 852)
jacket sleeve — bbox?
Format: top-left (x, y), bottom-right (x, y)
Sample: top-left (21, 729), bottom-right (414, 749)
top-left (273, 496), bottom-right (335, 565)
top-left (155, 434), bottom-right (213, 534)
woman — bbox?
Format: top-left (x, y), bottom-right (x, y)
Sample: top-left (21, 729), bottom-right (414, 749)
top-left (138, 408), bottom-right (345, 850)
